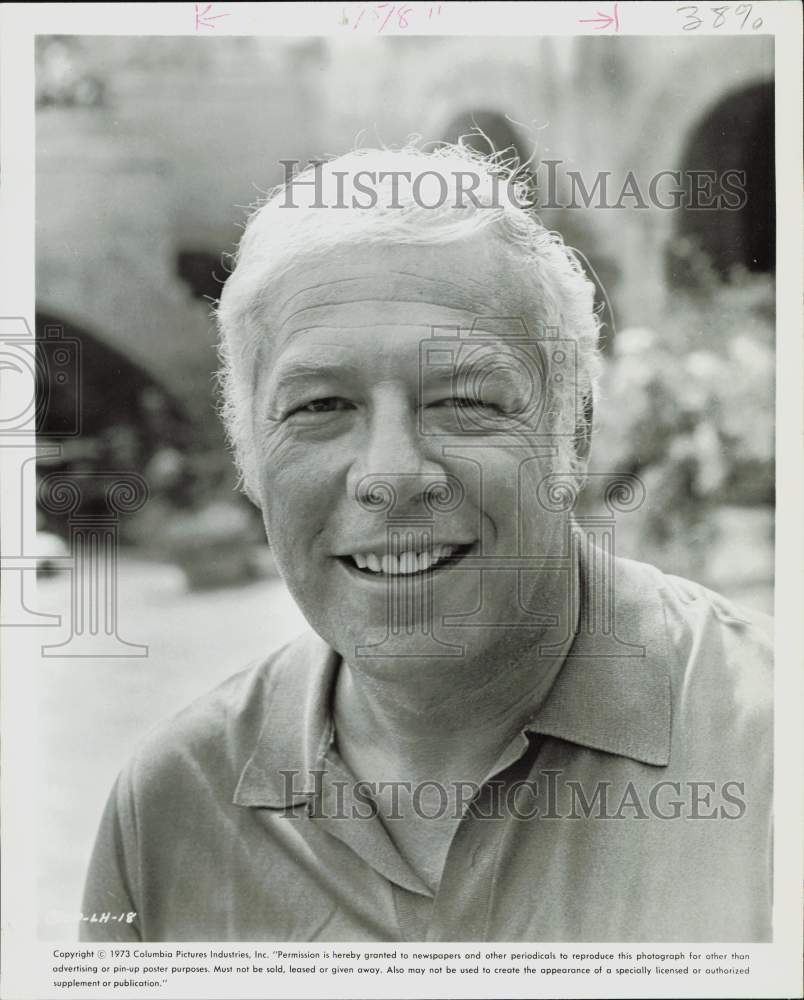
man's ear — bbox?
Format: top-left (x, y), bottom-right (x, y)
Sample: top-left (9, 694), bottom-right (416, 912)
top-left (574, 393), bottom-right (594, 464)
top-left (243, 477), bottom-right (262, 511)
top-left (245, 481), bottom-right (273, 548)
top-left (240, 466), bottom-right (263, 510)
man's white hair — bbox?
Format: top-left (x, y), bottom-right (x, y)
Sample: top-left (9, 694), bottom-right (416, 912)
top-left (216, 143), bottom-right (602, 496)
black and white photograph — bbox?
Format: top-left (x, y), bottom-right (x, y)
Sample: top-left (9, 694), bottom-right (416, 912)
top-left (1, 3), bottom-right (802, 998)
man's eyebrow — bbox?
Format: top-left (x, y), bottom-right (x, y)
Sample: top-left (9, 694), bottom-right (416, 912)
top-left (421, 354), bottom-right (537, 387)
top-left (263, 348), bottom-right (537, 398)
top-left (267, 358), bottom-right (362, 392)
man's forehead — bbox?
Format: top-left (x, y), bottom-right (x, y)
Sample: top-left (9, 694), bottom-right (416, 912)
top-left (264, 236), bottom-right (537, 336)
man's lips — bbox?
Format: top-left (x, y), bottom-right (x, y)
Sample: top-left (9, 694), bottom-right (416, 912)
top-left (334, 541), bottom-right (477, 578)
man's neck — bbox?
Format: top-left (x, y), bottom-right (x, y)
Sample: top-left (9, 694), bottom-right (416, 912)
top-left (332, 552), bottom-right (579, 788)
top-left (330, 558), bottom-right (580, 893)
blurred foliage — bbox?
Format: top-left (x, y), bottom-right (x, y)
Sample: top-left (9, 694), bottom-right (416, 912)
top-left (588, 265), bottom-right (774, 582)
top-left (36, 37), bottom-right (107, 109)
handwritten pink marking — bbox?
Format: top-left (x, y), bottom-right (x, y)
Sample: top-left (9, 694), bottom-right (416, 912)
top-left (578, 3), bottom-right (620, 31)
top-left (376, 3), bottom-right (396, 33)
top-left (194, 2), bottom-right (230, 31)
top-left (343, 1), bottom-right (442, 31)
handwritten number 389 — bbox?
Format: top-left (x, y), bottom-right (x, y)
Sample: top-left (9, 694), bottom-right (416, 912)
top-left (676, 5), bottom-right (764, 31)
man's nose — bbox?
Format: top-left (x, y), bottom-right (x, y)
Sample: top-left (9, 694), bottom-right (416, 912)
top-left (347, 400), bottom-right (449, 513)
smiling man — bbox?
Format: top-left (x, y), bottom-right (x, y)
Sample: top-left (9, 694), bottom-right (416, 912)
top-left (81, 146), bottom-right (773, 943)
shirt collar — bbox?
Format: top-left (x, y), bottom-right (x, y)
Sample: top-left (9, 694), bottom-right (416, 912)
top-left (524, 552), bottom-right (671, 766)
top-left (233, 630), bottom-right (340, 807)
top-left (233, 548), bottom-right (672, 809)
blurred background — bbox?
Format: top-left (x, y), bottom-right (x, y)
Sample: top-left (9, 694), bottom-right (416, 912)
top-left (34, 34), bottom-right (774, 936)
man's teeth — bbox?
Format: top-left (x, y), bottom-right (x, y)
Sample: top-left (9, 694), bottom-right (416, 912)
top-left (352, 545), bottom-right (458, 574)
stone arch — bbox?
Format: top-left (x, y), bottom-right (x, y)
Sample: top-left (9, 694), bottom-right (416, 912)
top-left (609, 47), bottom-right (772, 318)
top-left (36, 309), bottom-right (192, 443)
top-left (440, 109), bottom-right (529, 160)
top-left (670, 80), bottom-right (774, 284)
top-left (36, 309), bottom-right (198, 531)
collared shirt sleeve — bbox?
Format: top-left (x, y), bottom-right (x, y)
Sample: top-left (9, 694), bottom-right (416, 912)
top-left (79, 769), bottom-right (141, 941)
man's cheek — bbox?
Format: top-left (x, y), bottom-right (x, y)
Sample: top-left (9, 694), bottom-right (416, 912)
top-left (261, 474), bottom-right (329, 559)
top-left (461, 455), bottom-right (521, 553)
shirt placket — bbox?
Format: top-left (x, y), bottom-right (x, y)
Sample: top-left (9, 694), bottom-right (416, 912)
top-left (310, 747), bottom-right (434, 892)
top-left (425, 732), bottom-right (544, 941)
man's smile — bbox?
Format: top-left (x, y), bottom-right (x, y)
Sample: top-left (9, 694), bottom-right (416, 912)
top-left (335, 541), bottom-right (478, 578)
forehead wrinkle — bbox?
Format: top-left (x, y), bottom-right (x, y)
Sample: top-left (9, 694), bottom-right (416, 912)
top-left (271, 269), bottom-right (505, 331)
top-left (279, 322), bottom-right (466, 336)
top-left (276, 300), bottom-right (490, 340)
top-left (275, 269), bottom-right (485, 315)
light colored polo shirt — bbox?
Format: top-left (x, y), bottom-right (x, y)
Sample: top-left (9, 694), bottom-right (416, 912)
top-left (80, 553), bottom-right (772, 942)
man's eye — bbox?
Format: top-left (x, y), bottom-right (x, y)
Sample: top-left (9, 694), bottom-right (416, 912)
top-left (433, 397), bottom-right (500, 411)
top-left (292, 397), bottom-right (354, 415)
